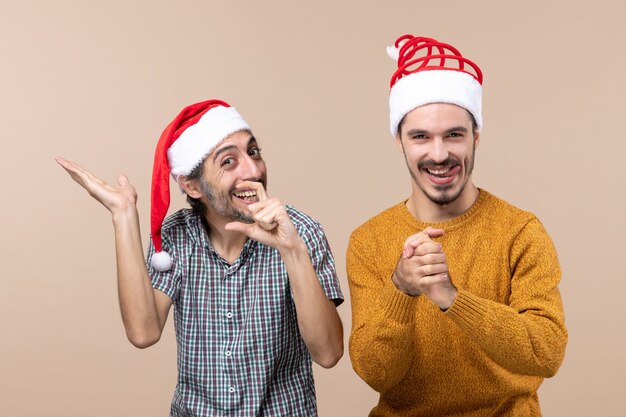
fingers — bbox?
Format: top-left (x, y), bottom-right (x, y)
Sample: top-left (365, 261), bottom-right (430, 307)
top-left (416, 251), bottom-right (446, 265)
top-left (403, 233), bottom-right (430, 258)
top-left (249, 199), bottom-right (282, 231)
top-left (56, 157), bottom-right (82, 173)
top-left (423, 227), bottom-right (445, 239)
top-left (403, 228), bottom-right (445, 258)
top-left (56, 157), bottom-right (100, 189)
top-left (404, 227), bottom-right (445, 249)
top-left (413, 241), bottom-right (443, 257)
top-left (416, 273), bottom-right (453, 290)
top-left (416, 262), bottom-right (448, 277)
top-left (56, 157), bottom-right (137, 211)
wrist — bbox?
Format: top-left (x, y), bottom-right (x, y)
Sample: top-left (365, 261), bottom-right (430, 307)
top-left (437, 286), bottom-right (458, 311)
top-left (391, 271), bottom-right (421, 297)
top-left (278, 237), bottom-right (308, 260)
top-left (112, 206), bottom-right (139, 228)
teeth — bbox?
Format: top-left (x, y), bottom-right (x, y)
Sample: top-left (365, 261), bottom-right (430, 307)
top-left (234, 191), bottom-right (257, 198)
top-left (427, 168), bottom-right (449, 175)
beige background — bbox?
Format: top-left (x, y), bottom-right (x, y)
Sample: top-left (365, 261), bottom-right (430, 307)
top-left (1, 0), bottom-right (625, 415)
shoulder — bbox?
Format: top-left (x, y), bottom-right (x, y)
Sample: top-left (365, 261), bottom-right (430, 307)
top-left (285, 205), bottom-right (333, 253)
top-left (161, 209), bottom-right (191, 229)
top-left (160, 209), bottom-right (203, 243)
top-left (285, 205), bottom-right (323, 232)
top-left (476, 191), bottom-right (559, 251)
top-left (478, 190), bottom-right (538, 230)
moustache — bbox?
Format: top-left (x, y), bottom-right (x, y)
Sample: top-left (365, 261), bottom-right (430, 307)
top-left (229, 178), bottom-right (267, 195)
top-left (417, 157), bottom-right (460, 169)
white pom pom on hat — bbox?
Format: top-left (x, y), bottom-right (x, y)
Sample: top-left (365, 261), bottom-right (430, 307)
top-left (387, 35), bottom-right (483, 137)
top-left (151, 251), bottom-right (173, 272)
top-left (150, 100), bottom-right (250, 271)
top-left (386, 45), bottom-right (400, 61)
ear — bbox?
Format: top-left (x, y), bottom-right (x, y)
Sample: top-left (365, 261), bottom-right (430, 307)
top-left (178, 176), bottom-right (204, 199)
top-left (395, 133), bottom-right (404, 153)
top-left (473, 129), bottom-right (481, 150)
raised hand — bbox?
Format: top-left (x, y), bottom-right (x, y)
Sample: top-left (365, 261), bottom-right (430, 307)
top-left (224, 181), bottom-right (301, 252)
top-left (56, 157), bottom-right (138, 214)
top-left (392, 227), bottom-right (457, 309)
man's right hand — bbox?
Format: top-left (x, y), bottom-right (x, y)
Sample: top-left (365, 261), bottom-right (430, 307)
top-left (56, 157), bottom-right (138, 214)
top-left (56, 157), bottom-right (172, 348)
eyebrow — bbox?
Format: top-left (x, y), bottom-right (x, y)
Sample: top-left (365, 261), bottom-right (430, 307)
top-left (406, 126), bottom-right (468, 136)
top-left (212, 135), bottom-right (258, 163)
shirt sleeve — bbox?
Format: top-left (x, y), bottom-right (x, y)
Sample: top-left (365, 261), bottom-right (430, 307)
top-left (300, 222), bottom-right (344, 306)
top-left (347, 230), bottom-right (419, 393)
top-left (445, 217), bottom-right (568, 377)
top-left (145, 231), bottom-right (181, 302)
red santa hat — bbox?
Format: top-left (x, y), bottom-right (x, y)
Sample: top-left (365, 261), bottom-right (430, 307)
top-left (150, 99), bottom-right (250, 271)
top-left (387, 35), bottom-right (483, 137)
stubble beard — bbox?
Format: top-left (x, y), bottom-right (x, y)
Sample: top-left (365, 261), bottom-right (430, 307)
top-left (407, 143), bottom-right (476, 207)
top-left (199, 178), bottom-right (260, 224)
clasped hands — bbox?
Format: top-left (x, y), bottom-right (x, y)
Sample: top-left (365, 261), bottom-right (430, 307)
top-left (392, 227), bottom-right (458, 310)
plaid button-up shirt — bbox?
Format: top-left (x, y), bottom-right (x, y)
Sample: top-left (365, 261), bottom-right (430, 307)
top-left (147, 206), bottom-right (343, 417)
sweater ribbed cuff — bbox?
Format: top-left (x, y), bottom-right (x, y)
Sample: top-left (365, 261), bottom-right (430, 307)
top-left (380, 278), bottom-right (418, 324)
top-left (444, 288), bottom-right (489, 332)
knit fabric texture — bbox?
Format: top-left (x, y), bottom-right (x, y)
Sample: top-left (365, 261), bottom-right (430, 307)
top-left (347, 190), bottom-right (567, 417)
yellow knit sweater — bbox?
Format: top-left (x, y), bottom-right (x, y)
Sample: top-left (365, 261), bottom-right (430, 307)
top-left (347, 190), bottom-right (567, 417)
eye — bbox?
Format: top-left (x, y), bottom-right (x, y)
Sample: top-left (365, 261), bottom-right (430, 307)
top-left (248, 147), bottom-right (262, 158)
top-left (221, 157), bottom-right (235, 167)
top-left (412, 134), bottom-right (427, 140)
top-left (448, 132), bottom-right (463, 138)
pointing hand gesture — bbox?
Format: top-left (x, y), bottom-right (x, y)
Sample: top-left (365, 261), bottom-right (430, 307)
top-left (224, 181), bottom-right (301, 252)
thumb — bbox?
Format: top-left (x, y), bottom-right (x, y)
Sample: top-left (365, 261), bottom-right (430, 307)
top-left (118, 174), bottom-right (130, 186)
top-left (424, 227), bottom-right (445, 239)
top-left (225, 221), bottom-right (254, 236)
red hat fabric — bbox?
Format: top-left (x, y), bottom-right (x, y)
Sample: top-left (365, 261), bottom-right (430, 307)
top-left (387, 35), bottom-right (483, 137)
top-left (150, 100), bottom-right (250, 271)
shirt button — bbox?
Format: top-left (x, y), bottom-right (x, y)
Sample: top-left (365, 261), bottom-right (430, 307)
top-left (226, 312), bottom-right (233, 319)
top-left (225, 350), bottom-right (232, 357)
top-left (228, 386), bottom-right (235, 394)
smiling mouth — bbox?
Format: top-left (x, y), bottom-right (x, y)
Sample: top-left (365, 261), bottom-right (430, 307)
top-left (232, 190), bottom-right (258, 202)
top-left (422, 165), bottom-right (461, 185)
top-left (424, 165), bottom-right (458, 176)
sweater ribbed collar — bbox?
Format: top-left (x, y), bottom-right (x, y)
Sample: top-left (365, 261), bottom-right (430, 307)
top-left (398, 188), bottom-right (491, 232)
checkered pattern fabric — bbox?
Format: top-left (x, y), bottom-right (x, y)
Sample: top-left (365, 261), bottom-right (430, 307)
top-left (146, 206), bottom-right (343, 417)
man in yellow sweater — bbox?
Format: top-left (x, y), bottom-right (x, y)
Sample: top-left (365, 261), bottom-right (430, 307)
top-left (347, 35), bottom-right (567, 416)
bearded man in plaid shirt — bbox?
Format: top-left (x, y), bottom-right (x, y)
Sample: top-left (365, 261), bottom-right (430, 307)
top-left (57, 99), bottom-right (344, 417)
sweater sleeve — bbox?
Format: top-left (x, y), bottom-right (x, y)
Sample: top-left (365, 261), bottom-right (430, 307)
top-left (347, 230), bottom-right (419, 393)
top-left (445, 218), bottom-right (568, 377)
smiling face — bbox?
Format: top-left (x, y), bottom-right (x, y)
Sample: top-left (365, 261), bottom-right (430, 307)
top-left (397, 103), bottom-right (479, 211)
top-left (181, 130), bottom-right (267, 224)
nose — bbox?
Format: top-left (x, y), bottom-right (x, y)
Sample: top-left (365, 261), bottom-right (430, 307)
top-left (429, 136), bottom-right (449, 163)
top-left (240, 153), bottom-right (264, 181)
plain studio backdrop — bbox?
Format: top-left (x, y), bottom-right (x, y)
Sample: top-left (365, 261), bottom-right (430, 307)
top-left (1, 1), bottom-right (624, 416)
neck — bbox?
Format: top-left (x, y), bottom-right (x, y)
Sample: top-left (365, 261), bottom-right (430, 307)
top-left (406, 182), bottom-right (480, 223)
top-left (203, 211), bottom-right (248, 264)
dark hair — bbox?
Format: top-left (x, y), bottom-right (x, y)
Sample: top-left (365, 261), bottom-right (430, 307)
top-left (183, 162), bottom-right (207, 217)
top-left (397, 108), bottom-right (478, 137)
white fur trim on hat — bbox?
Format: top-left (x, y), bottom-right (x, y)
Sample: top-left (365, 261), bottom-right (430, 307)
top-left (389, 70), bottom-right (482, 137)
top-left (167, 106), bottom-right (250, 178)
